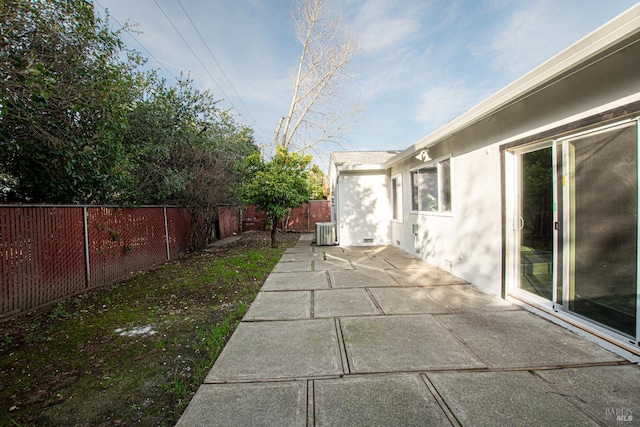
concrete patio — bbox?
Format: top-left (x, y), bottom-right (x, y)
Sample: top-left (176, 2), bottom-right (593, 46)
top-left (177, 234), bottom-right (640, 426)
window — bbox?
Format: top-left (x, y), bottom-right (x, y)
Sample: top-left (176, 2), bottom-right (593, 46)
top-left (411, 158), bottom-right (451, 212)
top-left (391, 174), bottom-right (402, 221)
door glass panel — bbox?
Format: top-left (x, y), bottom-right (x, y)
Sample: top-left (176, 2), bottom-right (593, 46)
top-left (568, 123), bottom-right (637, 336)
top-left (519, 147), bottom-right (554, 300)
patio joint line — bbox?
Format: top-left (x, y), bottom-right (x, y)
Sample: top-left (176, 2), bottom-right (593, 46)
top-left (334, 317), bottom-right (351, 375)
top-left (310, 290), bottom-right (315, 318)
top-left (325, 270), bottom-right (332, 288)
top-left (307, 379), bottom-right (315, 427)
top-left (420, 373), bottom-right (461, 427)
top-left (432, 315), bottom-right (491, 368)
top-left (365, 288), bottom-right (386, 315)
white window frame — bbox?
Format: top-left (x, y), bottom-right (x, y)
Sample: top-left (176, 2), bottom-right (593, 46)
top-left (391, 173), bottom-right (403, 222)
top-left (410, 156), bottom-right (452, 214)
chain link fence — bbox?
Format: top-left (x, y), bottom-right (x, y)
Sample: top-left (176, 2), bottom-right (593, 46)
top-left (0, 205), bottom-right (192, 319)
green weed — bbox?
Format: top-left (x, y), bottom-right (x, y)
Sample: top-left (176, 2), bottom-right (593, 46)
top-left (49, 303), bottom-right (71, 320)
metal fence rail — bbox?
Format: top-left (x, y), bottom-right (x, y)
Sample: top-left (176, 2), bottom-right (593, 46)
top-left (0, 205), bottom-right (192, 319)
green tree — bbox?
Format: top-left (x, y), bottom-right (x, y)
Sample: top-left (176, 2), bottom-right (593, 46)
top-left (0, 0), bottom-right (142, 203)
top-left (122, 74), bottom-right (257, 248)
top-left (306, 164), bottom-right (325, 200)
top-left (238, 147), bottom-right (311, 247)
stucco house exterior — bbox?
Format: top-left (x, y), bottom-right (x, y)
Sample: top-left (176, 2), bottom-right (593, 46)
top-left (329, 5), bottom-right (640, 360)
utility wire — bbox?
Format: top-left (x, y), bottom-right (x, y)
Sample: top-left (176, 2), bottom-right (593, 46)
top-left (152, 0), bottom-right (239, 113)
top-left (176, 0), bottom-right (262, 131)
top-left (94, 0), bottom-right (180, 82)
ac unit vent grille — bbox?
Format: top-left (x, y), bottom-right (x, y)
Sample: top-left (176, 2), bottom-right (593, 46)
top-left (316, 222), bottom-right (336, 246)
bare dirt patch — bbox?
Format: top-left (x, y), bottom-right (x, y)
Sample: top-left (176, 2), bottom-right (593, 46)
top-left (0, 231), bottom-right (300, 426)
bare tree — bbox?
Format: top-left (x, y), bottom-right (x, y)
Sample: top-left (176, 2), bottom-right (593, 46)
top-left (274, 0), bottom-right (359, 153)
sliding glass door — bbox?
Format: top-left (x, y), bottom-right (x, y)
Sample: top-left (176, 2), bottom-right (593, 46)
top-left (564, 122), bottom-right (637, 337)
top-left (519, 146), bottom-right (554, 301)
top-left (508, 119), bottom-right (639, 342)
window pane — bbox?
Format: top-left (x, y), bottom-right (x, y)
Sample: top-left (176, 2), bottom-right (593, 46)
top-left (411, 172), bottom-right (419, 211)
top-left (392, 177), bottom-right (398, 220)
top-left (419, 167), bottom-right (438, 211)
top-left (440, 159), bottom-right (451, 211)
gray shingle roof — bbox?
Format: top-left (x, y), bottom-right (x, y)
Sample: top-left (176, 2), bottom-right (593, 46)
top-left (330, 150), bottom-right (401, 167)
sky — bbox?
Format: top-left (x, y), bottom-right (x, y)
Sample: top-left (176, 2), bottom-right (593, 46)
top-left (94, 0), bottom-right (638, 168)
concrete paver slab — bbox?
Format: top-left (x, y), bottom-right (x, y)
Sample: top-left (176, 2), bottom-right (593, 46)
top-left (369, 287), bottom-right (451, 314)
top-left (279, 252), bottom-right (321, 262)
top-left (184, 236), bottom-right (640, 426)
top-left (272, 261), bottom-right (312, 272)
top-left (313, 258), bottom-right (354, 271)
top-left (206, 319), bottom-right (343, 382)
top-left (320, 249), bottom-right (368, 262)
top-left (350, 257), bottom-right (396, 270)
top-left (340, 315), bottom-right (485, 373)
top-left (535, 365), bottom-right (640, 425)
top-left (314, 289), bottom-right (380, 317)
top-left (423, 284), bottom-right (516, 313)
top-left (364, 247), bottom-right (415, 259)
top-left (176, 381), bottom-right (306, 427)
top-left (427, 371), bottom-right (598, 426)
top-left (314, 373), bottom-right (451, 427)
top-left (322, 251), bottom-right (369, 261)
top-left (284, 247), bottom-right (313, 254)
top-left (243, 291), bottom-right (310, 320)
top-left (329, 269), bottom-right (398, 288)
top-left (386, 268), bottom-right (469, 286)
top-left (262, 271), bottom-right (329, 290)
top-left (438, 311), bottom-right (623, 368)
top-left (385, 258), bottom-right (438, 269)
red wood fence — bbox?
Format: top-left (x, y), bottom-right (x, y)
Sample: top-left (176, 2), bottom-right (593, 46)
top-left (2, 202), bottom-right (330, 319)
top-left (218, 201), bottom-right (331, 237)
top-left (0, 205), bottom-right (191, 319)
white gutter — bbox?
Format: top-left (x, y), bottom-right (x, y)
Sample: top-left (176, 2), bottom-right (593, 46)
top-left (383, 3), bottom-right (640, 169)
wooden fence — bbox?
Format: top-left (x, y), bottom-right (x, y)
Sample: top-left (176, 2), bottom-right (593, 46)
top-left (218, 201), bottom-right (331, 238)
top-left (0, 205), bottom-right (191, 319)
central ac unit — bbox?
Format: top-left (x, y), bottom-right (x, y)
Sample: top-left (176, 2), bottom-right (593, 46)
top-left (316, 222), bottom-right (336, 246)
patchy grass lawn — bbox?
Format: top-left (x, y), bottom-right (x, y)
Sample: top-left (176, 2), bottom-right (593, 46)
top-left (0, 231), bottom-right (299, 426)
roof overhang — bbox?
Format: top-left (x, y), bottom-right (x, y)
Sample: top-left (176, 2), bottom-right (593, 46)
top-left (334, 163), bottom-right (387, 172)
top-left (383, 3), bottom-right (640, 169)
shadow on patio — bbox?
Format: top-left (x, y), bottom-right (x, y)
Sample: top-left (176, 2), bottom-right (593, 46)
top-left (178, 235), bottom-right (640, 426)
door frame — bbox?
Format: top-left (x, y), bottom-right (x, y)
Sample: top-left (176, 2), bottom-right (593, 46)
top-left (505, 140), bottom-right (558, 310)
top-left (505, 117), bottom-right (640, 350)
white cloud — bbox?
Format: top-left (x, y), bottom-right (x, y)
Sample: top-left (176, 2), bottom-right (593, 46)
top-left (476, 0), bottom-right (638, 79)
top-left (412, 79), bottom-right (479, 130)
top-left (347, 0), bottom-right (429, 55)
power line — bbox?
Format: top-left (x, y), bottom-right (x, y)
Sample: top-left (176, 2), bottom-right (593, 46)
top-left (96, 0), bottom-right (270, 144)
top-left (176, 0), bottom-right (262, 131)
top-left (152, 0), bottom-right (240, 113)
top-left (93, 0), bottom-right (180, 82)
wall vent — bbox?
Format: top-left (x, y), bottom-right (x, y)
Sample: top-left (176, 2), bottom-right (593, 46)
top-left (363, 238), bottom-right (374, 244)
top-left (396, 240), bottom-right (401, 245)
top-left (316, 222), bottom-right (336, 246)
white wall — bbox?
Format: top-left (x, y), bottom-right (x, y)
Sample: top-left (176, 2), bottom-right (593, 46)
top-left (390, 145), bottom-right (503, 296)
top-left (336, 172), bottom-right (392, 246)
